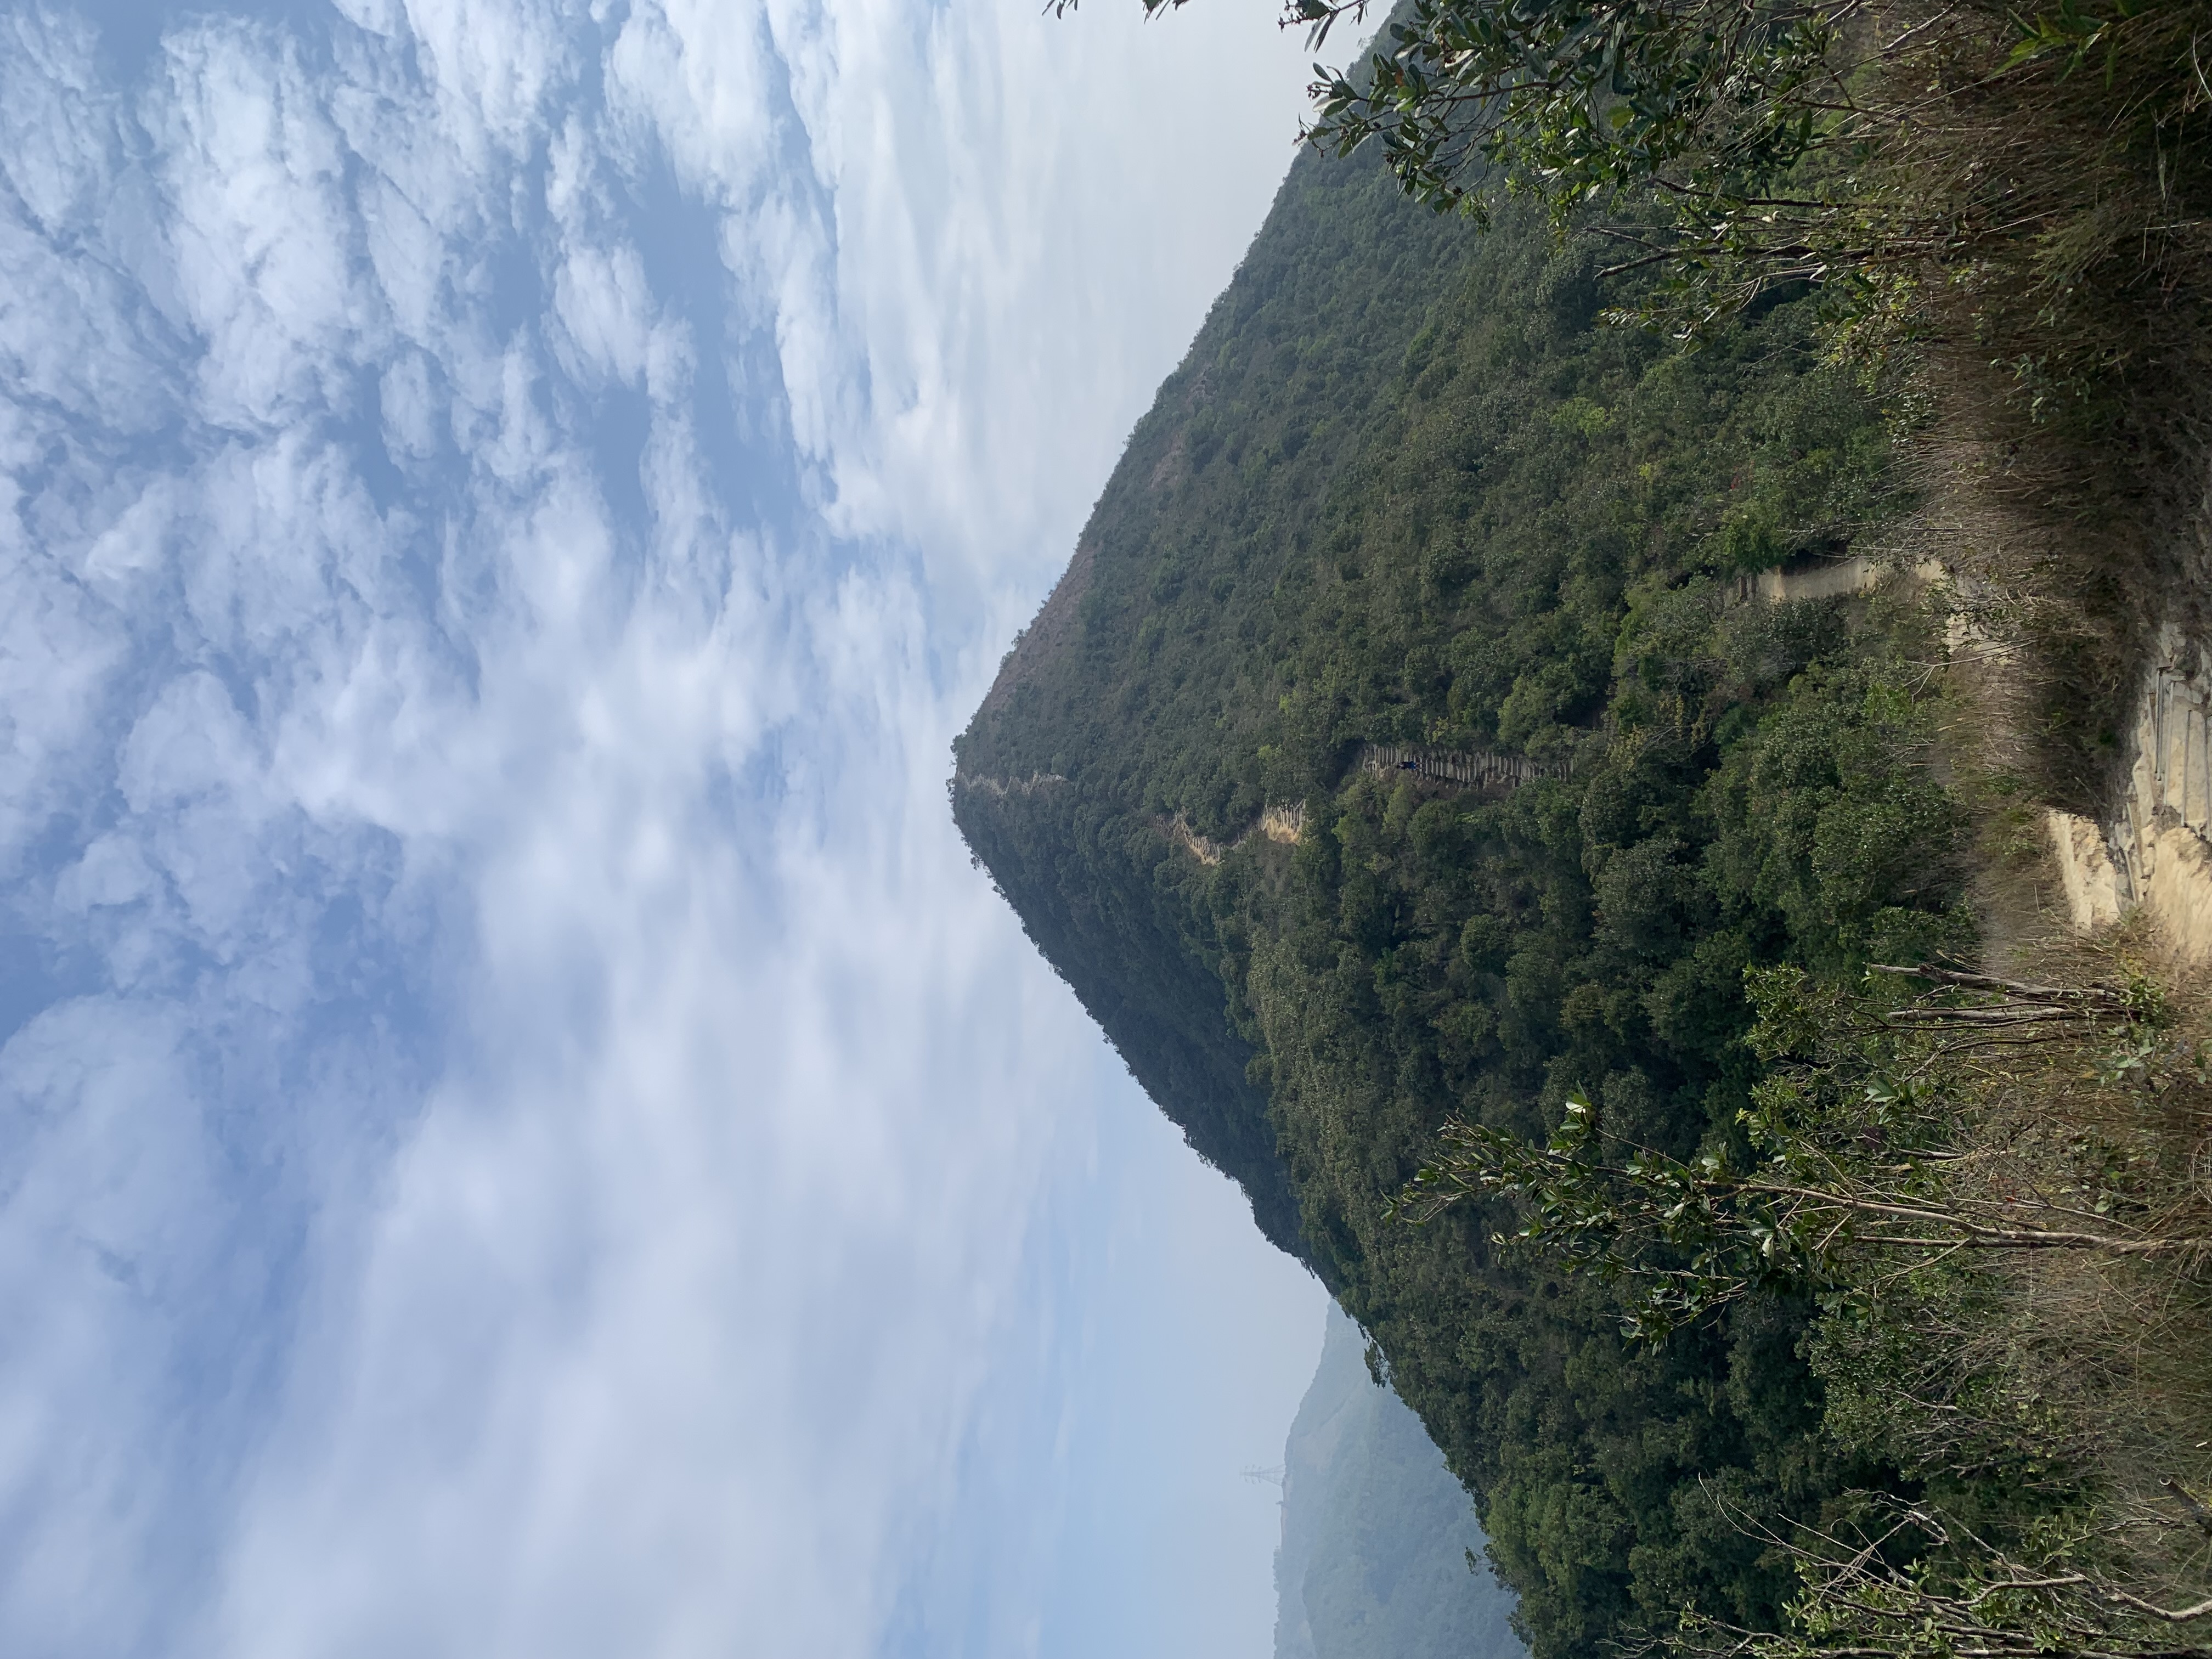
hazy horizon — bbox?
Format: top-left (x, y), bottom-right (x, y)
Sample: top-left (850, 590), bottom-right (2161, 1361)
top-left (0, 0), bottom-right (1337, 1650)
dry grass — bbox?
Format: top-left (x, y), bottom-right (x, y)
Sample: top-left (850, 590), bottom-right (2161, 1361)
top-left (1974, 920), bottom-right (2212, 1593)
top-left (1716, 910), bottom-right (2212, 1658)
top-left (1883, 5), bottom-right (2212, 1560)
top-left (1689, 0), bottom-right (2212, 813)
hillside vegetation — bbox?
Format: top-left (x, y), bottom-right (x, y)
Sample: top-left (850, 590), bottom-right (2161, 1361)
top-left (958, 3), bottom-right (2212, 1646)
top-left (956, 140), bottom-right (1974, 1655)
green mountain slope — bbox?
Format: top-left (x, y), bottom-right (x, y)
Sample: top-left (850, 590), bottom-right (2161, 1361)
top-left (955, 140), bottom-right (1970, 1658)
top-left (1277, 1304), bottom-right (1526, 1659)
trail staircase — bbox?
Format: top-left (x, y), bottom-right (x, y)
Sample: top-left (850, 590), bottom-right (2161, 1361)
top-left (1355, 743), bottom-right (1570, 791)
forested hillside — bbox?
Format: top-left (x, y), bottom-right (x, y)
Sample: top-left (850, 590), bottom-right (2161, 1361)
top-left (953, 137), bottom-right (1972, 1658)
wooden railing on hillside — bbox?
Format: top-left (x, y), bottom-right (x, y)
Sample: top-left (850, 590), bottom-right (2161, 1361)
top-left (1356, 743), bottom-right (1568, 791)
top-left (952, 770), bottom-right (1066, 799)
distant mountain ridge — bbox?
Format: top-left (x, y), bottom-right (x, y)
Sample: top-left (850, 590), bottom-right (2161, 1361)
top-left (1276, 1306), bottom-right (1524, 1659)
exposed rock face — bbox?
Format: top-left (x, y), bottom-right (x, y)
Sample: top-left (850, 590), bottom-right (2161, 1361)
top-left (2046, 809), bottom-right (2124, 933)
top-left (2048, 626), bottom-right (2212, 958)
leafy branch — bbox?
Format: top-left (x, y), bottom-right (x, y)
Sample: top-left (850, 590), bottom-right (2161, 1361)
top-left (1652, 1492), bottom-right (2212, 1659)
top-left (1390, 963), bottom-right (2205, 1340)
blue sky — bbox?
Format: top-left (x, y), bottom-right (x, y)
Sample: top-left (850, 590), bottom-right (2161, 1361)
top-left (0, 0), bottom-right (1334, 1652)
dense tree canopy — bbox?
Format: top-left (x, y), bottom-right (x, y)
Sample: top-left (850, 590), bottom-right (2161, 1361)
top-left (955, 137), bottom-right (1974, 1658)
top-left (995, 3), bottom-right (2212, 1648)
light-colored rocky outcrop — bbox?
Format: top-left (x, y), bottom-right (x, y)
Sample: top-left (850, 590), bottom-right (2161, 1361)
top-left (2045, 809), bottom-right (2124, 933)
top-left (1163, 802), bottom-right (1306, 866)
top-left (2049, 627), bottom-right (2212, 960)
top-left (1164, 814), bottom-right (1227, 866)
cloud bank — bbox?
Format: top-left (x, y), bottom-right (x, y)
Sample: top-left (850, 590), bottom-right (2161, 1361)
top-left (0, 0), bottom-right (1325, 1654)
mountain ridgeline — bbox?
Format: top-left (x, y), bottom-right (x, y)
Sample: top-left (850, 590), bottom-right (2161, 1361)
top-left (1277, 1304), bottom-right (1526, 1659)
top-left (954, 142), bottom-right (1970, 1656)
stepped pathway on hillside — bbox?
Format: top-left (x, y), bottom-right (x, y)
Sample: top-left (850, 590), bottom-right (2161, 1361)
top-left (1161, 746), bottom-right (1565, 867)
top-left (951, 770), bottom-right (1065, 799)
top-left (1357, 743), bottom-right (1570, 791)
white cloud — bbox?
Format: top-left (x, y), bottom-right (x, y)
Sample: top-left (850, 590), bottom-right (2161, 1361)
top-left (550, 241), bottom-right (657, 387)
top-left (153, 31), bottom-right (384, 428)
top-left (0, 0), bottom-right (1328, 1655)
top-left (380, 347), bottom-right (441, 458)
top-left (748, 0), bottom-right (1315, 593)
